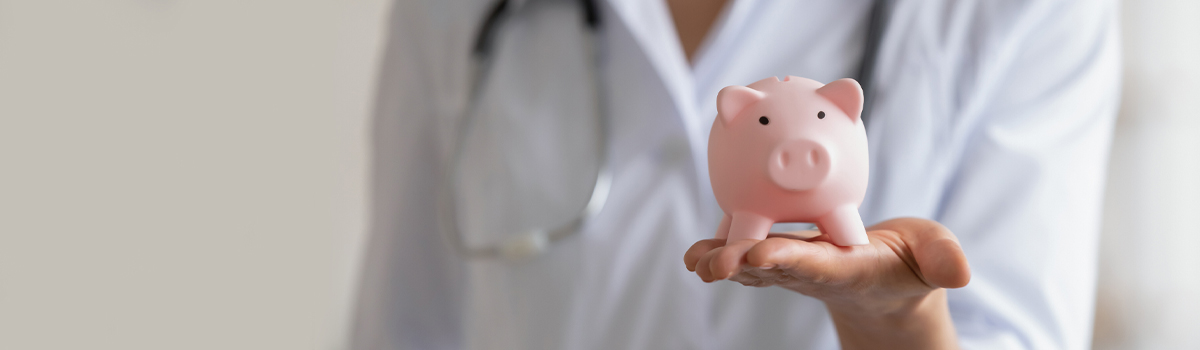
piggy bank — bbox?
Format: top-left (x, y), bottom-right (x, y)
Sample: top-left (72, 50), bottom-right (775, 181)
top-left (708, 76), bottom-right (869, 246)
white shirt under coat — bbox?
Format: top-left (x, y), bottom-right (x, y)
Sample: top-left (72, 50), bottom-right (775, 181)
top-left (352, 0), bottom-right (1121, 349)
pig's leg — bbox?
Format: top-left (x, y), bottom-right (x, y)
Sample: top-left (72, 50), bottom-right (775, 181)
top-left (714, 214), bottom-right (732, 239)
top-left (725, 212), bottom-right (773, 243)
top-left (817, 204), bottom-right (869, 246)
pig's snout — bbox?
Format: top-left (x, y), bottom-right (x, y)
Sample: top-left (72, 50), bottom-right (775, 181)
top-left (768, 139), bottom-right (832, 191)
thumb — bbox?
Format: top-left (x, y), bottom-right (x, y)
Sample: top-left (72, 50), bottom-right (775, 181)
top-left (873, 218), bottom-right (972, 289)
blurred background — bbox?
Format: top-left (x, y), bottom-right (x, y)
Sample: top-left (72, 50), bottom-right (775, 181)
top-left (0, 0), bottom-right (1196, 349)
top-left (1092, 1), bottom-right (1200, 349)
top-left (0, 0), bottom-right (387, 349)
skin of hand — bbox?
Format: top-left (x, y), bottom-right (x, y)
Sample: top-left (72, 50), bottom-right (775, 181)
top-left (683, 217), bottom-right (971, 350)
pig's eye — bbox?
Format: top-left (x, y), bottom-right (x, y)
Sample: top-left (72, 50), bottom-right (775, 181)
top-left (759, 116), bottom-right (769, 125)
top-left (817, 111), bottom-right (826, 119)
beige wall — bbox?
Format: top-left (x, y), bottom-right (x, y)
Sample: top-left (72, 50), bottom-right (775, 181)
top-left (1093, 1), bottom-right (1200, 349)
top-left (0, 0), bottom-right (387, 349)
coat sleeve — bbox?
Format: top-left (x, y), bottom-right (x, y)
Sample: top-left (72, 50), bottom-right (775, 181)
top-left (349, 1), bottom-right (473, 349)
top-left (935, 1), bottom-right (1121, 349)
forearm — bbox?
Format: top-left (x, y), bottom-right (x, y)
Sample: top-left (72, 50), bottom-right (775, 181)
top-left (826, 289), bottom-right (958, 350)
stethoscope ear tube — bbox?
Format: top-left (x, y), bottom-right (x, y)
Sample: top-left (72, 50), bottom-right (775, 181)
top-left (440, 0), bottom-right (610, 261)
top-left (472, 0), bottom-right (510, 58)
top-left (856, 0), bottom-right (890, 128)
top-left (472, 0), bottom-right (600, 58)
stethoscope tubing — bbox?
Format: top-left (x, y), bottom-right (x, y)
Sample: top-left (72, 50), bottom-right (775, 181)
top-left (440, 0), bottom-right (610, 260)
top-left (440, 0), bottom-right (887, 260)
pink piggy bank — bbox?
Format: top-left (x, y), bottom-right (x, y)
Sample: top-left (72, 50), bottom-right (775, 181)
top-left (708, 76), bottom-right (869, 246)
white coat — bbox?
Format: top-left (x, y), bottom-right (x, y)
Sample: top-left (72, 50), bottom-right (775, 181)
top-left (352, 0), bottom-right (1121, 349)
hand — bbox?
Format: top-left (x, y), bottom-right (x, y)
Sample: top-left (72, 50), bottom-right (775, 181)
top-left (683, 217), bottom-right (971, 350)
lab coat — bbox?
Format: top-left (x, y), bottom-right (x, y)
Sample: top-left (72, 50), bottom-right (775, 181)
top-left (352, 0), bottom-right (1120, 349)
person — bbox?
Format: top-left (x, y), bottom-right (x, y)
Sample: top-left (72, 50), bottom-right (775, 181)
top-left (352, 0), bottom-right (1120, 349)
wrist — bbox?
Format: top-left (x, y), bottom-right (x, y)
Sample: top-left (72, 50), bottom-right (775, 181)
top-left (824, 286), bottom-right (939, 319)
top-left (825, 289), bottom-right (959, 350)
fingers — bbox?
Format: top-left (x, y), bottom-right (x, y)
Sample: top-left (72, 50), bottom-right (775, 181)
top-left (693, 248), bottom-right (717, 282)
top-left (686, 239), bottom-right (759, 282)
top-left (705, 239), bottom-right (759, 281)
top-left (870, 218), bottom-right (971, 289)
top-left (765, 230), bottom-right (822, 241)
top-left (745, 237), bottom-right (845, 283)
top-left (687, 230), bottom-right (821, 274)
top-left (729, 267), bottom-right (785, 287)
top-left (684, 239), bottom-right (725, 272)
top-left (686, 235), bottom-right (853, 284)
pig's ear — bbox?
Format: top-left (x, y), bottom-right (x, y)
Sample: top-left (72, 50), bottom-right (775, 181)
top-left (816, 78), bottom-right (864, 122)
top-left (717, 85), bottom-right (764, 125)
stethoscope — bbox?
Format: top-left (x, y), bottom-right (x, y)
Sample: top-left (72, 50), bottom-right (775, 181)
top-left (440, 0), bottom-right (891, 261)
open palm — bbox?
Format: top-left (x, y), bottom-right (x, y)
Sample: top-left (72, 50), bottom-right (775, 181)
top-left (684, 217), bottom-right (971, 314)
